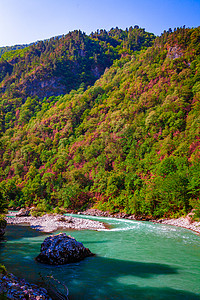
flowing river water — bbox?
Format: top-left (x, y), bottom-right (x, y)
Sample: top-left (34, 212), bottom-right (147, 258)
top-left (0, 214), bottom-right (200, 299)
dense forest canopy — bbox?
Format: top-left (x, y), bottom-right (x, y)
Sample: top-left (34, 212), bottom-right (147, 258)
top-left (0, 26), bottom-right (199, 219)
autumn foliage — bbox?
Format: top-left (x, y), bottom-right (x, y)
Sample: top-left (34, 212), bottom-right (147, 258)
top-left (0, 26), bottom-right (199, 218)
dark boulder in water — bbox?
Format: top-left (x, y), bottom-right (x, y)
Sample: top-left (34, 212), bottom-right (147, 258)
top-left (36, 233), bottom-right (94, 265)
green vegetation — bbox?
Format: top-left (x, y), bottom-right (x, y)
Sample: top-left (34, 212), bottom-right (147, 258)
top-left (31, 201), bottom-right (53, 217)
top-left (0, 27), bottom-right (155, 101)
top-left (0, 264), bottom-right (7, 275)
top-left (0, 43), bottom-right (30, 58)
top-left (0, 26), bottom-right (199, 219)
top-left (0, 192), bottom-right (8, 214)
top-left (0, 265), bottom-right (7, 300)
top-left (0, 216), bottom-right (6, 228)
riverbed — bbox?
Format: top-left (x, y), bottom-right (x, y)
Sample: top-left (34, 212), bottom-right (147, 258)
top-left (1, 214), bottom-right (200, 299)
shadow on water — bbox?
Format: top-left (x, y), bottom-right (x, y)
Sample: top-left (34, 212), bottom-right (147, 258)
top-left (38, 256), bottom-right (199, 300)
top-left (0, 225), bottom-right (47, 275)
top-left (80, 240), bottom-right (110, 244)
top-left (2, 225), bottom-right (47, 241)
top-left (85, 256), bottom-right (178, 278)
top-left (0, 223), bottom-right (46, 240)
top-left (64, 256), bottom-right (200, 300)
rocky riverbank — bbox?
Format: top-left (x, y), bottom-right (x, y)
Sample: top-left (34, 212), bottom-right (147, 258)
top-left (155, 217), bottom-right (200, 234)
top-left (79, 208), bottom-right (200, 234)
top-left (0, 272), bottom-right (51, 299)
top-left (5, 212), bottom-right (106, 232)
top-left (5, 208), bottom-right (200, 234)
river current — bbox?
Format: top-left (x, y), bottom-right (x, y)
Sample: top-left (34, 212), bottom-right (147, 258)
top-left (0, 214), bottom-right (200, 299)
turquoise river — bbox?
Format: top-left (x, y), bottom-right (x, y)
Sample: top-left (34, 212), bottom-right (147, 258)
top-left (0, 214), bottom-right (200, 299)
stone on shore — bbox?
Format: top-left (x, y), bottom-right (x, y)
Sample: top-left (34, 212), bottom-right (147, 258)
top-left (16, 208), bottom-right (30, 217)
top-left (0, 272), bottom-right (51, 299)
top-left (36, 233), bottom-right (94, 265)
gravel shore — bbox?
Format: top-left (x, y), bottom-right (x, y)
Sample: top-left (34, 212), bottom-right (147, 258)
top-left (155, 217), bottom-right (200, 234)
top-left (5, 209), bottom-right (200, 234)
top-left (5, 212), bottom-right (106, 232)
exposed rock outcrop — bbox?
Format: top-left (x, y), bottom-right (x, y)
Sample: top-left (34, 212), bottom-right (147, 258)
top-left (167, 46), bottom-right (183, 59)
top-left (36, 233), bottom-right (94, 265)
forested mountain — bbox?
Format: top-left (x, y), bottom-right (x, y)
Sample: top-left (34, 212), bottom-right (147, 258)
top-left (0, 27), bottom-right (154, 99)
top-left (0, 26), bottom-right (155, 132)
top-left (0, 44), bottom-right (30, 58)
top-left (0, 26), bottom-right (199, 219)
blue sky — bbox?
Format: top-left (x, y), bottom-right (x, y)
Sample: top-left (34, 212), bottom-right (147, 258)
top-left (0, 0), bottom-right (199, 46)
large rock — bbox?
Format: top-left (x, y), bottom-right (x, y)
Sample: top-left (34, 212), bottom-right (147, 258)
top-left (16, 208), bottom-right (30, 217)
top-left (0, 217), bottom-right (7, 237)
top-left (36, 233), bottom-right (94, 265)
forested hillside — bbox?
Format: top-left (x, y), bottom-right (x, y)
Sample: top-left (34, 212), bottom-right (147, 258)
top-left (0, 44), bottom-right (30, 58)
top-left (0, 26), bottom-right (154, 100)
top-left (0, 26), bottom-right (199, 219)
top-left (0, 26), bottom-right (155, 132)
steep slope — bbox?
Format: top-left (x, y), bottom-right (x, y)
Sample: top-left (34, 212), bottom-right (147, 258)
top-left (0, 27), bottom-right (155, 99)
top-left (0, 26), bottom-right (155, 132)
top-left (0, 26), bottom-right (199, 219)
top-left (0, 31), bottom-right (113, 99)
